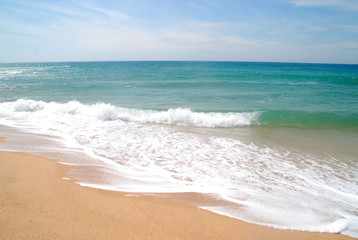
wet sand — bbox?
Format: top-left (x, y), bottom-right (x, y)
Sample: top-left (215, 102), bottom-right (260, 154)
top-left (0, 138), bottom-right (356, 239)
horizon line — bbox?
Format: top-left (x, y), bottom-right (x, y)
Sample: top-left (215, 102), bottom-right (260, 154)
top-left (1, 59), bottom-right (358, 65)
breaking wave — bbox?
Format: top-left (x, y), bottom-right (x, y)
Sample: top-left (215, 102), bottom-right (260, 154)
top-left (0, 99), bottom-right (260, 128)
top-left (1, 99), bottom-right (357, 129)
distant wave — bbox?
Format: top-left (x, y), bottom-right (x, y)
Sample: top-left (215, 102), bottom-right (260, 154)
top-left (0, 99), bottom-right (357, 129)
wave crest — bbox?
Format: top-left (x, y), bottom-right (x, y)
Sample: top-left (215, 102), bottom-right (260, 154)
top-left (0, 99), bottom-right (260, 128)
top-left (2, 99), bottom-right (357, 129)
top-left (95, 103), bottom-right (120, 121)
top-left (121, 108), bottom-right (260, 127)
top-left (13, 99), bottom-right (45, 112)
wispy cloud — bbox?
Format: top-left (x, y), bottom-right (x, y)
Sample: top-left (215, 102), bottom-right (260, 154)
top-left (290, 0), bottom-right (358, 11)
top-left (1, 1), bottom-right (268, 61)
top-left (333, 24), bottom-right (358, 33)
top-left (221, 36), bottom-right (270, 46)
top-left (0, 0), bottom-right (357, 63)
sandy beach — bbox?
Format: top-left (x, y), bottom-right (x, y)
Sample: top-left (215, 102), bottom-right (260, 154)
top-left (0, 136), bottom-right (356, 240)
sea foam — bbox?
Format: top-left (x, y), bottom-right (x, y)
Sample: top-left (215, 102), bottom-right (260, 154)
top-left (0, 99), bottom-right (357, 238)
top-left (13, 99), bottom-right (45, 112)
top-left (116, 107), bottom-right (260, 127)
top-left (3, 99), bottom-right (259, 128)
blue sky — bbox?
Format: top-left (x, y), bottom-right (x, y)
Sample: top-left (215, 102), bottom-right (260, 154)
top-left (0, 0), bottom-right (357, 63)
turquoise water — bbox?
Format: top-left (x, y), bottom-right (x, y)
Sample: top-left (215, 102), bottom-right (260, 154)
top-left (0, 61), bottom-right (358, 237)
top-left (1, 61), bottom-right (357, 128)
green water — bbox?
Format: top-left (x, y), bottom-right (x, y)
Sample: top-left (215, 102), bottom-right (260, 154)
top-left (1, 61), bottom-right (357, 129)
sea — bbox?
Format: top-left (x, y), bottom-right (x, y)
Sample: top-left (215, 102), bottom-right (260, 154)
top-left (0, 61), bottom-right (357, 237)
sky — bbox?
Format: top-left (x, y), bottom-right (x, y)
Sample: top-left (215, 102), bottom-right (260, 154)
top-left (0, 0), bottom-right (357, 63)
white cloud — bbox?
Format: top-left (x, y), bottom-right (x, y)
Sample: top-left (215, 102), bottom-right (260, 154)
top-left (162, 29), bottom-right (215, 44)
top-left (222, 36), bottom-right (265, 46)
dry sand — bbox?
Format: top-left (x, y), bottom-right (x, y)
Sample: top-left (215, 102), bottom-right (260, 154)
top-left (0, 139), bottom-right (356, 239)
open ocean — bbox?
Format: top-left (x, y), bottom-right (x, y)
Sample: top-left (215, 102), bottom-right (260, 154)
top-left (0, 61), bottom-right (357, 237)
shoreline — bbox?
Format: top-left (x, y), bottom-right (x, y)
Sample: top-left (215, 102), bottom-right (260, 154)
top-left (0, 137), bottom-right (356, 239)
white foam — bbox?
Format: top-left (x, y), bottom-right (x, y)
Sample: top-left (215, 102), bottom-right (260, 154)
top-left (0, 70), bottom-right (23, 76)
top-left (117, 107), bottom-right (260, 127)
top-left (316, 219), bottom-right (349, 234)
top-left (94, 103), bottom-right (121, 121)
top-left (0, 99), bottom-right (259, 128)
top-left (0, 99), bottom-right (357, 238)
top-left (13, 99), bottom-right (45, 112)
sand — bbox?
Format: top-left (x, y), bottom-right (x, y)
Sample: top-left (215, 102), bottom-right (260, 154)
top-left (0, 139), bottom-right (356, 239)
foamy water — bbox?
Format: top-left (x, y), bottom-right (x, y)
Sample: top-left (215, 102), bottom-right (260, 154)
top-left (0, 99), bottom-right (357, 237)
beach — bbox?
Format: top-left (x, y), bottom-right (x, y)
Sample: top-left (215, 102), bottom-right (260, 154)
top-left (0, 136), bottom-right (356, 240)
top-left (1, 61), bottom-right (357, 237)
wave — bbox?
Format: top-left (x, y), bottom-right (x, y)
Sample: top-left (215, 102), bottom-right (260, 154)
top-left (115, 107), bottom-right (260, 127)
top-left (0, 99), bottom-right (260, 128)
top-left (0, 99), bottom-right (357, 129)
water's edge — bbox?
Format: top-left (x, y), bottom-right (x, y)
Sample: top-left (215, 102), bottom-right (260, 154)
top-left (0, 124), bottom-right (356, 238)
